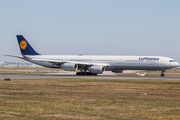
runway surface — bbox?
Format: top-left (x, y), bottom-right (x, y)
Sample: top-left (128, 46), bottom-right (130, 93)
top-left (0, 73), bottom-right (180, 80)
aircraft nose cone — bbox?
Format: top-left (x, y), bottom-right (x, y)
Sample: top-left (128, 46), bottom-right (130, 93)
top-left (176, 62), bottom-right (179, 66)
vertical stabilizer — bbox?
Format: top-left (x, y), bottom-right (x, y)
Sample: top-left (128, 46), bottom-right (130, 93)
top-left (16, 35), bottom-right (40, 55)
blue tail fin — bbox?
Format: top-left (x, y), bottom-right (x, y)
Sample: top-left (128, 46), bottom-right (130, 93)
top-left (16, 35), bottom-right (40, 55)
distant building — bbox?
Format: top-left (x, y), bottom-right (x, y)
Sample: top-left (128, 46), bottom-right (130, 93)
top-left (0, 61), bottom-right (41, 67)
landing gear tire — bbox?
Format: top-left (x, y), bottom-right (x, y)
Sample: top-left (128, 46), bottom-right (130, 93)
top-left (76, 72), bottom-right (83, 75)
top-left (76, 72), bottom-right (97, 76)
top-left (160, 74), bottom-right (164, 77)
top-left (82, 72), bottom-right (86, 75)
top-left (86, 72), bottom-right (92, 76)
top-left (76, 72), bottom-right (80, 75)
top-left (160, 70), bottom-right (165, 77)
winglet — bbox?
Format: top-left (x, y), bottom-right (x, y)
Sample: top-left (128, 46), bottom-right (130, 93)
top-left (16, 35), bottom-right (40, 55)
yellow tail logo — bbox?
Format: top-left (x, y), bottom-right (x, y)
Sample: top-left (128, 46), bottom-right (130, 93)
top-left (20, 40), bottom-right (27, 50)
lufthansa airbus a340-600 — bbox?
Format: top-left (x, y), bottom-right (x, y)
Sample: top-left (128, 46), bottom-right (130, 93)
top-left (5, 35), bottom-right (179, 77)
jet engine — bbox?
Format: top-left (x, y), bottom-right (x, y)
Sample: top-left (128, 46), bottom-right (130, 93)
top-left (61, 63), bottom-right (78, 71)
top-left (89, 66), bottom-right (105, 74)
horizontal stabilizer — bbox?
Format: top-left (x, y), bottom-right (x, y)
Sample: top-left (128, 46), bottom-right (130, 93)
top-left (4, 54), bottom-right (24, 59)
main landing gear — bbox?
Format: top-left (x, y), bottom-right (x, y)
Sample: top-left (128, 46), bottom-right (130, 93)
top-left (76, 72), bottom-right (97, 76)
top-left (160, 70), bottom-right (165, 77)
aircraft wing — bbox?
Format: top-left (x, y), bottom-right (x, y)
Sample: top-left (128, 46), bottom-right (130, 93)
top-left (4, 55), bottom-right (24, 59)
top-left (31, 58), bottom-right (62, 63)
top-left (31, 58), bottom-right (110, 67)
top-left (5, 55), bottom-right (110, 67)
top-left (69, 61), bottom-right (110, 66)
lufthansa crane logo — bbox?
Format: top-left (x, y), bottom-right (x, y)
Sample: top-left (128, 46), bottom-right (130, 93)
top-left (20, 40), bottom-right (27, 50)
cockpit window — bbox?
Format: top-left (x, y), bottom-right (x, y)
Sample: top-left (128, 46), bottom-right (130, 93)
top-left (169, 60), bottom-right (175, 62)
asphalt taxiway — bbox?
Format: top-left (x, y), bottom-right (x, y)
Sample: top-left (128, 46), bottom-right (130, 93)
top-left (0, 73), bottom-right (180, 80)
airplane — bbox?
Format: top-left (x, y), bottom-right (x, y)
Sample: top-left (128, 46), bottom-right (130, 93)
top-left (5, 35), bottom-right (179, 77)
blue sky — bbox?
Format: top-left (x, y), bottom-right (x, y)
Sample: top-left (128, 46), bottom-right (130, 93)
top-left (0, 0), bottom-right (180, 63)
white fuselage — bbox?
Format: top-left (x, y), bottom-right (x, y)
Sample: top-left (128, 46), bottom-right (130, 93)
top-left (25, 55), bottom-right (179, 71)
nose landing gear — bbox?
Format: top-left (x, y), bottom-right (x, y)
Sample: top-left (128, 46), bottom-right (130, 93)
top-left (160, 70), bottom-right (165, 77)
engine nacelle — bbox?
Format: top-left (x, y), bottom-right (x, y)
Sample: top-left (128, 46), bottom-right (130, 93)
top-left (89, 66), bottom-right (105, 74)
top-left (112, 70), bottom-right (124, 73)
top-left (61, 63), bottom-right (78, 71)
